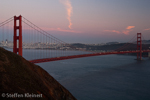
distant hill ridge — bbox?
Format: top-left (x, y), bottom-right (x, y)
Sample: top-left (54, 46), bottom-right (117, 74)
top-left (0, 47), bottom-right (76, 100)
top-left (71, 40), bottom-right (150, 51)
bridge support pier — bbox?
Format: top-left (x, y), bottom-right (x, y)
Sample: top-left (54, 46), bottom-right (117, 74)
top-left (137, 33), bottom-right (142, 60)
top-left (13, 15), bottom-right (22, 56)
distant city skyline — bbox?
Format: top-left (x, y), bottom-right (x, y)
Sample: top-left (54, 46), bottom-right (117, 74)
top-left (1, 0), bottom-right (150, 43)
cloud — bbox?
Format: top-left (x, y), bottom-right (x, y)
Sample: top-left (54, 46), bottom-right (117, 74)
top-left (122, 30), bottom-right (132, 35)
top-left (41, 27), bottom-right (82, 33)
top-left (126, 26), bottom-right (135, 30)
top-left (60, 0), bottom-right (73, 29)
top-left (104, 26), bottom-right (135, 35)
top-left (104, 30), bottom-right (120, 34)
top-left (144, 28), bottom-right (150, 31)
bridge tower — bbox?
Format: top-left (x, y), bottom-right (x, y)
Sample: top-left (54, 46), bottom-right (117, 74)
top-left (137, 33), bottom-right (142, 60)
top-left (13, 15), bottom-right (22, 56)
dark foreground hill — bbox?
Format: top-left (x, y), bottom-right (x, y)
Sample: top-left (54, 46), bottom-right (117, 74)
top-left (0, 47), bottom-right (76, 100)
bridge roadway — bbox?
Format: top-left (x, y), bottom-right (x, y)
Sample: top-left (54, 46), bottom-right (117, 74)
top-left (29, 50), bottom-right (150, 63)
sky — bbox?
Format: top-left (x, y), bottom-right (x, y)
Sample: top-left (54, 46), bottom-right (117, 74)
top-left (1, 0), bottom-right (150, 43)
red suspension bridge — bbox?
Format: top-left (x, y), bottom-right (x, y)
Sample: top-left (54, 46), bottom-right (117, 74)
top-left (0, 15), bottom-right (150, 63)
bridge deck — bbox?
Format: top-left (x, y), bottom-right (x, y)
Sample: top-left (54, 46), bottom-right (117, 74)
top-left (29, 50), bottom-right (150, 63)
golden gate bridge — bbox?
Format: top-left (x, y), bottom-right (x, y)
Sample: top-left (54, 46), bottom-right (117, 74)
top-left (0, 15), bottom-right (150, 63)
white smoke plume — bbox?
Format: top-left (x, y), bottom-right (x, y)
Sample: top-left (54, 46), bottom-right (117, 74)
top-left (60, 0), bottom-right (73, 29)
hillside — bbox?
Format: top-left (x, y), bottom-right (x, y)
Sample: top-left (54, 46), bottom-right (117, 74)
top-left (71, 43), bottom-right (150, 51)
top-left (0, 47), bottom-right (76, 100)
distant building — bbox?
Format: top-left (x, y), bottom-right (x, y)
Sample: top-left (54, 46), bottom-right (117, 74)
top-left (5, 39), bottom-right (8, 44)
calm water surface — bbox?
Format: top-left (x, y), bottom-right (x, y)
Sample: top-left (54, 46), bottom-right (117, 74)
top-left (37, 54), bottom-right (150, 100)
top-left (6, 48), bottom-right (150, 100)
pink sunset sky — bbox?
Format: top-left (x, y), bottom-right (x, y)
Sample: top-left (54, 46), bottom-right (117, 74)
top-left (0, 0), bottom-right (150, 43)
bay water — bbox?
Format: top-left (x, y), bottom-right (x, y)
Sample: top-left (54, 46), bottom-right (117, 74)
top-left (36, 52), bottom-right (150, 100)
top-left (6, 48), bottom-right (150, 100)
